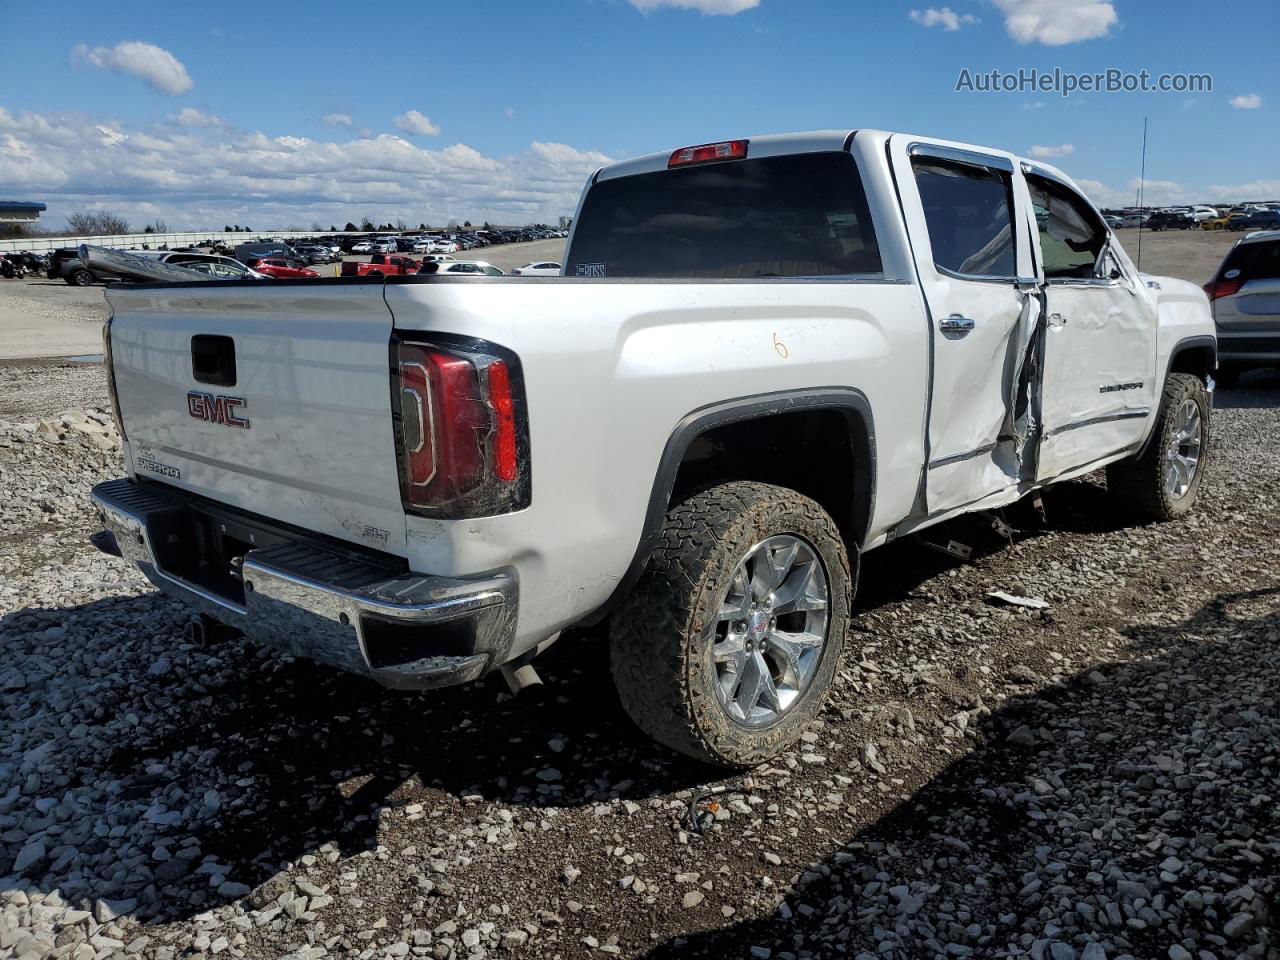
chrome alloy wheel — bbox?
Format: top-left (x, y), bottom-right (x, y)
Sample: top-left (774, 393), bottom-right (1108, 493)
top-left (1164, 398), bottom-right (1203, 499)
top-left (707, 534), bottom-right (830, 727)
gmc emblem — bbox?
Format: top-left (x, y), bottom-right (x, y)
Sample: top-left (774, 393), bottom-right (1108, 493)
top-left (187, 391), bottom-right (250, 429)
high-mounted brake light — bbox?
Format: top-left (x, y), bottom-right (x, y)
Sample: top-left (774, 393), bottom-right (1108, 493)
top-left (394, 340), bottom-right (527, 517)
top-left (668, 139), bottom-right (749, 168)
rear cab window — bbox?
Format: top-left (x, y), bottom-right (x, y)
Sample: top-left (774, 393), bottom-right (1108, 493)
top-left (565, 151), bottom-right (882, 279)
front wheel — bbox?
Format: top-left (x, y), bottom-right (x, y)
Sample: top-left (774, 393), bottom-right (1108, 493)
top-left (1106, 373), bottom-right (1210, 522)
top-left (610, 481), bottom-right (853, 768)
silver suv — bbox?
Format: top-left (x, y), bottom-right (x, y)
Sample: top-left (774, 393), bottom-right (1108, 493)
top-left (1205, 229), bottom-right (1280, 385)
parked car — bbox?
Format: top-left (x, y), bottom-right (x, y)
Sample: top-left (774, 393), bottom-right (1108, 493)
top-left (416, 259), bottom-right (504, 276)
top-left (46, 247), bottom-right (122, 285)
top-left (1203, 213), bottom-right (1251, 231)
top-left (370, 239), bottom-right (399, 254)
top-left (1190, 206), bottom-right (1218, 222)
top-left (1204, 230), bottom-right (1280, 386)
top-left (138, 251), bottom-right (268, 280)
top-left (1103, 215), bottom-right (1122, 229)
top-left (1147, 211), bottom-right (1197, 231)
top-left (340, 254), bottom-right (421, 277)
top-left (419, 254), bottom-right (456, 264)
top-left (249, 257), bottom-right (320, 279)
top-left (350, 240), bottom-right (375, 254)
top-left (234, 241), bottom-right (296, 265)
top-left (1233, 210), bottom-right (1280, 231)
top-left (294, 245), bottom-right (335, 264)
top-left (91, 130), bottom-right (1215, 767)
top-left (510, 261), bottom-right (563, 277)
top-left (1118, 214), bottom-right (1147, 228)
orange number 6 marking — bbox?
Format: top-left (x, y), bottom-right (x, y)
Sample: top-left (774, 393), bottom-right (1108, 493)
top-left (772, 332), bottom-right (789, 359)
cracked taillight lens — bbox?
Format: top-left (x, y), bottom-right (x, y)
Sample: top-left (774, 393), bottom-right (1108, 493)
top-left (394, 339), bottom-right (527, 517)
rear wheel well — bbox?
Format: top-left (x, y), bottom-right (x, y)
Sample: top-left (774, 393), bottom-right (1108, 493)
top-left (669, 408), bottom-right (872, 552)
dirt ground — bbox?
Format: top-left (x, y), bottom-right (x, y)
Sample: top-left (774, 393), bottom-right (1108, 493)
top-left (1109, 226), bottom-right (1238, 285)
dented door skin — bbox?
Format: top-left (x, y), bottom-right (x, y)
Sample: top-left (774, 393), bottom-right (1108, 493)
top-left (890, 137), bottom-right (1040, 516)
top-left (1025, 170), bottom-right (1158, 481)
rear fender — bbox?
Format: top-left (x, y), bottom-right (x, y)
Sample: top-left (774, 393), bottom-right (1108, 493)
top-left (583, 388), bottom-right (876, 625)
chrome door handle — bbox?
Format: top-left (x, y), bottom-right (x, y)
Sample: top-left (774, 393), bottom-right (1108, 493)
top-left (938, 314), bottom-right (975, 334)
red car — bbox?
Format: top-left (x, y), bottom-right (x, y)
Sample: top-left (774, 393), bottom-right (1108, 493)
top-left (340, 254), bottom-right (420, 277)
top-left (251, 257), bottom-right (320, 279)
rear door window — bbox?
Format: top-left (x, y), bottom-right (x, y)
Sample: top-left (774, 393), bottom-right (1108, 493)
top-left (911, 158), bottom-right (1016, 279)
top-left (565, 151), bottom-right (882, 279)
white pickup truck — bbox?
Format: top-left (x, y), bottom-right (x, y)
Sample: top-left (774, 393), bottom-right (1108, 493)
top-left (91, 130), bottom-right (1216, 767)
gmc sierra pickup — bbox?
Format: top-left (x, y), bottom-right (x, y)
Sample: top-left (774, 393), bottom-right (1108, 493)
top-left (91, 130), bottom-right (1216, 767)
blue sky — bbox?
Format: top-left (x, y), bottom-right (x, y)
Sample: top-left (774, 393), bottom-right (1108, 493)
top-left (1, 0), bottom-right (1276, 229)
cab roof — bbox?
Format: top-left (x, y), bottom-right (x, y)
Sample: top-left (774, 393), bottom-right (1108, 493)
top-left (592, 128), bottom-right (1072, 187)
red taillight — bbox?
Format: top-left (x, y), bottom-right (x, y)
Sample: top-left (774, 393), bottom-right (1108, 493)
top-left (486, 360), bottom-right (518, 483)
top-left (668, 139), bottom-right (748, 168)
top-left (1203, 277), bottom-right (1243, 301)
top-left (395, 341), bottom-right (526, 516)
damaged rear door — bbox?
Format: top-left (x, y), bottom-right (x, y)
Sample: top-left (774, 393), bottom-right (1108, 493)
top-left (1023, 168), bottom-right (1158, 481)
top-left (890, 137), bottom-right (1040, 515)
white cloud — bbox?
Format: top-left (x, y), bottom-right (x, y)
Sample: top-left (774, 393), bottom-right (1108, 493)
top-left (1028, 143), bottom-right (1074, 158)
top-left (1075, 177), bottom-right (1187, 208)
top-left (71, 41), bottom-right (193, 95)
top-left (0, 105), bottom-right (609, 230)
top-left (173, 107), bottom-right (221, 127)
top-left (991, 0), bottom-right (1116, 45)
top-left (1230, 93), bottom-right (1261, 110)
top-left (322, 112), bottom-right (354, 127)
top-left (1206, 178), bottom-right (1280, 200)
top-left (909, 7), bottom-right (978, 31)
top-left (1073, 174), bottom-right (1280, 210)
top-left (628, 0), bottom-right (760, 14)
top-left (392, 110), bottom-right (440, 136)
top-left (505, 106), bottom-right (516, 119)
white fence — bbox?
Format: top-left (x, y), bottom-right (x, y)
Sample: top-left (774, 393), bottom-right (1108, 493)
top-left (0, 230), bottom-right (356, 254)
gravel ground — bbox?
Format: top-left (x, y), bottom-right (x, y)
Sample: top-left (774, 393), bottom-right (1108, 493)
top-left (0, 361), bottom-right (109, 419)
top-left (2, 380), bottom-right (1277, 960)
top-left (0, 280), bottom-right (107, 361)
top-left (0, 229), bottom-right (1276, 960)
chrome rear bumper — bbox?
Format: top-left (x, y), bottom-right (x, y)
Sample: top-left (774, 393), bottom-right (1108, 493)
top-left (90, 478), bottom-right (517, 690)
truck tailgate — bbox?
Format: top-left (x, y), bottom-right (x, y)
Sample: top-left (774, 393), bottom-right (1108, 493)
top-left (106, 283), bottom-right (409, 555)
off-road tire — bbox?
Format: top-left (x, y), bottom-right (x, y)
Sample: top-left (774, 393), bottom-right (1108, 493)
top-left (610, 481), bottom-right (854, 768)
top-left (1106, 372), bottom-right (1210, 522)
